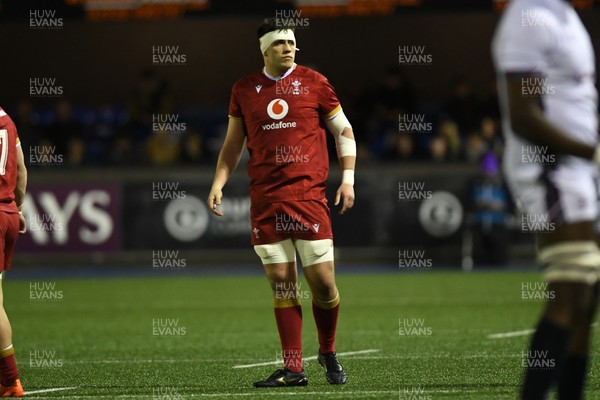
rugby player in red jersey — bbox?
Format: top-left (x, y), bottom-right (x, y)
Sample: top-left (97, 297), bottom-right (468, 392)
top-left (0, 108), bottom-right (27, 397)
top-left (208, 18), bottom-right (356, 387)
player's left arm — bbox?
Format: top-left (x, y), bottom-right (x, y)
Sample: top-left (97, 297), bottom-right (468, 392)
top-left (324, 108), bottom-right (356, 215)
top-left (15, 139), bottom-right (27, 234)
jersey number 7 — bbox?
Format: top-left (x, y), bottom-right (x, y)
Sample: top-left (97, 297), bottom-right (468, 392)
top-left (0, 130), bottom-right (8, 176)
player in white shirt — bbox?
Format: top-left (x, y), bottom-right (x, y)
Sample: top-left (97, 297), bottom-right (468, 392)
top-left (493, 0), bottom-right (599, 399)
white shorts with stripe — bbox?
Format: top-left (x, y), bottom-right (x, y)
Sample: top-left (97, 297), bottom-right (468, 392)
top-left (506, 166), bottom-right (598, 230)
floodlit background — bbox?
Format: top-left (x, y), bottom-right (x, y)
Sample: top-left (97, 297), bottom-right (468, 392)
top-left (1, 0), bottom-right (600, 399)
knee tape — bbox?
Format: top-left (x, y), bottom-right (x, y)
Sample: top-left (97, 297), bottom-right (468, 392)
top-left (295, 239), bottom-right (334, 267)
top-left (538, 241), bottom-right (600, 285)
top-left (254, 239), bottom-right (296, 265)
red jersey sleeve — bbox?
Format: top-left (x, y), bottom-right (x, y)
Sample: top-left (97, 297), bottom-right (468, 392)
top-left (228, 83), bottom-right (243, 119)
top-left (0, 109), bottom-right (19, 213)
top-left (317, 77), bottom-right (342, 120)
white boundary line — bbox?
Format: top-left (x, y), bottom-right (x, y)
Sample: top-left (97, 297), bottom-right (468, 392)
top-left (488, 322), bottom-right (597, 340)
top-left (195, 391), bottom-right (398, 397)
top-left (487, 329), bottom-right (534, 339)
top-left (232, 349), bottom-right (381, 369)
top-left (23, 389), bottom-right (482, 399)
top-left (25, 386), bottom-right (78, 395)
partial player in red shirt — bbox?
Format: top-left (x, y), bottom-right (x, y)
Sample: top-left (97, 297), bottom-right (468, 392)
top-left (0, 108), bottom-right (27, 397)
top-left (208, 18), bottom-right (356, 387)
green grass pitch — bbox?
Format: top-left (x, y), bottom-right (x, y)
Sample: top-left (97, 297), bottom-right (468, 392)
top-left (6, 271), bottom-right (599, 399)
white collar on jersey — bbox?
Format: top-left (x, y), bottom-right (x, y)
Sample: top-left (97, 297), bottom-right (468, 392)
top-left (262, 63), bottom-right (296, 81)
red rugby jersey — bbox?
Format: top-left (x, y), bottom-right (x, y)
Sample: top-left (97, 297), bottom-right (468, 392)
top-left (0, 108), bottom-right (20, 214)
top-left (229, 64), bottom-right (341, 203)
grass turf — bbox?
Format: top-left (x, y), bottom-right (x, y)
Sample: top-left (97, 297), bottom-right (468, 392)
top-left (4, 270), bottom-right (597, 399)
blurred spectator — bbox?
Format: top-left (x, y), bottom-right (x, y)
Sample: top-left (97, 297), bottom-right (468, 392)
top-left (470, 153), bottom-right (509, 266)
top-left (437, 120), bottom-right (461, 161)
top-left (386, 133), bottom-right (417, 161)
top-left (429, 135), bottom-right (448, 162)
top-left (480, 116), bottom-right (503, 156)
top-left (66, 136), bottom-right (86, 167)
top-left (465, 131), bottom-right (488, 163)
top-left (145, 131), bottom-right (180, 166)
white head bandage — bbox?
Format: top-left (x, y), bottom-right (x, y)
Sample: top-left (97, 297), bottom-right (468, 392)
top-left (259, 29), bottom-right (299, 55)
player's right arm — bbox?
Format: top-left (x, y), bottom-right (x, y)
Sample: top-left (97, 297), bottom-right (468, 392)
top-left (207, 117), bottom-right (245, 217)
top-left (15, 140), bottom-right (27, 234)
top-left (494, 6), bottom-right (596, 161)
top-left (505, 74), bottom-right (595, 160)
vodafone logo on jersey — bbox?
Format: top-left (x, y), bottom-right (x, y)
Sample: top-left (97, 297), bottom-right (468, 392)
top-left (267, 99), bottom-right (289, 120)
top-left (262, 98), bottom-right (297, 131)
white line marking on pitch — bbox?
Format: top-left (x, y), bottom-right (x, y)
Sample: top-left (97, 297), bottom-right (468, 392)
top-left (488, 322), bottom-right (597, 340)
top-left (22, 391), bottom-right (400, 399)
top-left (487, 329), bottom-right (534, 339)
top-left (232, 349), bottom-right (381, 369)
top-left (195, 390), bottom-right (398, 397)
top-left (24, 386), bottom-right (78, 395)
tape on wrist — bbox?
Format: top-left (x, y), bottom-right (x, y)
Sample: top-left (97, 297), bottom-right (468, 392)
top-left (342, 169), bottom-right (355, 186)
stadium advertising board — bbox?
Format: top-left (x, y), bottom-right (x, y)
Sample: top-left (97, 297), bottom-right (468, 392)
top-left (122, 179), bottom-right (252, 249)
top-left (15, 183), bottom-right (120, 252)
top-left (122, 172), bottom-right (471, 250)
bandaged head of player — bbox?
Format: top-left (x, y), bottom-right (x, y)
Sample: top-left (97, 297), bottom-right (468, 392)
top-left (257, 18), bottom-right (299, 55)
